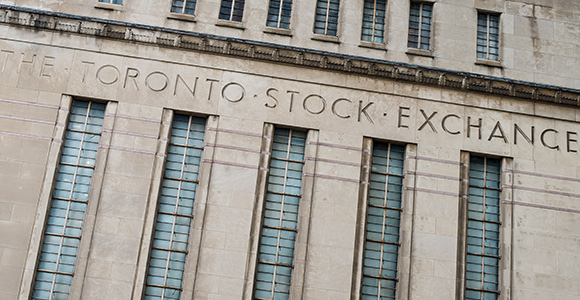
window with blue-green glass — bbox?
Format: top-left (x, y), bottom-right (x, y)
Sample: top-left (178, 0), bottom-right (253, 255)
top-left (407, 2), bottom-right (432, 50)
top-left (98, 0), bottom-right (123, 5)
top-left (32, 100), bottom-right (106, 300)
top-left (266, 0), bottom-right (293, 29)
top-left (314, 0), bottom-right (340, 36)
top-left (361, 142), bottom-right (405, 300)
top-left (144, 114), bottom-right (206, 300)
top-left (465, 156), bottom-right (501, 300)
top-left (171, 0), bottom-right (197, 15)
top-left (219, 0), bottom-right (245, 22)
top-left (253, 128), bottom-right (306, 300)
top-left (477, 12), bottom-right (500, 61)
top-left (361, 0), bottom-right (386, 43)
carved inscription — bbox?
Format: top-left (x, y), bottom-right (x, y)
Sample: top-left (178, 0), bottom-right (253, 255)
top-left (1, 49), bottom-right (578, 154)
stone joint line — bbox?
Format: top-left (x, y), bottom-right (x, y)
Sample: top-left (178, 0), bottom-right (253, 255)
top-left (502, 200), bottom-right (580, 214)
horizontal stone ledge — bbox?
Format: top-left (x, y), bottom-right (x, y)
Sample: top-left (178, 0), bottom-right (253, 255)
top-left (1, 5), bottom-right (579, 108)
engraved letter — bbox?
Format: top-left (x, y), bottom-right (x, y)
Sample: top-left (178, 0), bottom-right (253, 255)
top-left (124, 67), bottom-right (140, 90)
top-left (0, 50), bottom-right (14, 72)
top-left (287, 90), bottom-right (299, 112)
top-left (514, 124), bottom-right (534, 145)
top-left (265, 88), bottom-right (278, 108)
top-left (540, 129), bottom-right (559, 150)
top-left (303, 94), bottom-right (326, 115)
top-left (81, 61), bottom-right (95, 83)
top-left (418, 109), bottom-right (438, 133)
top-left (18, 52), bottom-right (36, 75)
top-left (467, 117), bottom-right (482, 139)
top-left (96, 65), bottom-right (120, 85)
top-left (358, 101), bottom-right (374, 124)
top-left (488, 121), bottom-right (508, 143)
top-left (567, 131), bottom-right (578, 153)
top-left (40, 56), bottom-right (55, 78)
top-left (442, 114), bottom-right (461, 135)
top-left (221, 82), bottom-right (245, 103)
top-left (174, 74), bottom-right (198, 98)
top-left (398, 106), bottom-right (410, 128)
top-left (332, 98), bottom-right (352, 119)
top-left (145, 71), bottom-right (169, 92)
top-left (206, 78), bottom-right (219, 101)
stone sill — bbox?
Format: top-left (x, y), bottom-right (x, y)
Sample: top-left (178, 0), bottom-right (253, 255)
top-left (167, 13), bottom-right (196, 23)
top-left (94, 2), bottom-right (123, 11)
top-left (215, 19), bottom-right (244, 30)
top-left (264, 27), bottom-right (292, 37)
top-left (406, 48), bottom-right (433, 58)
top-left (311, 34), bottom-right (340, 44)
top-left (359, 41), bottom-right (387, 51)
top-left (476, 59), bottom-right (503, 68)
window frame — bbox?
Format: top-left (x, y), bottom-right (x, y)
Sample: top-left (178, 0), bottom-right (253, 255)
top-left (265, 0), bottom-right (294, 30)
top-left (312, 0), bottom-right (341, 39)
top-left (19, 96), bottom-right (116, 300)
top-left (142, 113), bottom-right (208, 300)
top-left (360, 0), bottom-right (388, 45)
top-left (406, 1), bottom-right (433, 52)
top-left (169, 0), bottom-right (198, 17)
top-left (244, 124), bottom-right (317, 300)
top-left (95, 0), bottom-right (123, 10)
top-left (456, 152), bottom-right (513, 300)
top-left (130, 111), bottom-right (217, 300)
top-left (475, 10), bottom-right (502, 66)
top-left (218, 0), bottom-right (246, 23)
top-left (351, 139), bottom-right (416, 300)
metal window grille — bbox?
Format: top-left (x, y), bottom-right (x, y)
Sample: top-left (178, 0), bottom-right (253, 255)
top-left (477, 13), bottom-right (500, 61)
top-left (361, 142), bottom-right (405, 300)
top-left (314, 0), bottom-right (340, 36)
top-left (98, 0), bottom-right (123, 5)
top-left (219, 0), bottom-right (245, 22)
top-left (361, 0), bottom-right (386, 43)
top-left (171, 0), bottom-right (197, 15)
top-left (407, 2), bottom-right (432, 50)
top-left (266, 0), bottom-right (293, 29)
top-left (144, 114), bottom-right (206, 300)
top-left (253, 128), bottom-right (307, 300)
top-left (465, 156), bottom-right (501, 300)
top-left (32, 100), bottom-right (106, 300)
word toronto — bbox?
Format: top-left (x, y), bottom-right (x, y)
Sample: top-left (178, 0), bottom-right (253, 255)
top-left (2, 50), bottom-right (579, 153)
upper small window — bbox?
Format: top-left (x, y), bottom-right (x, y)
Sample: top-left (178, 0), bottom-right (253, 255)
top-left (407, 2), bottom-right (432, 50)
top-left (219, 0), bottom-right (245, 22)
top-left (98, 0), bottom-right (123, 4)
top-left (266, 0), bottom-right (293, 29)
top-left (314, 0), bottom-right (340, 36)
top-left (171, 0), bottom-right (197, 15)
top-left (361, 0), bottom-right (386, 43)
top-left (477, 12), bottom-right (500, 61)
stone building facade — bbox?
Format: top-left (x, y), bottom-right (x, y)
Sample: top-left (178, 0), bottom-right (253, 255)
top-left (0, 0), bottom-right (579, 299)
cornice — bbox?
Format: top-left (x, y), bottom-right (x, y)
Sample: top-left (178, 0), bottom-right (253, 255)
top-left (1, 5), bottom-right (579, 108)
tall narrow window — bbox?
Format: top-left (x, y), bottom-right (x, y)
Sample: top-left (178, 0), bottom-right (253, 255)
top-left (144, 115), bottom-right (206, 300)
top-left (361, 0), bottom-right (386, 43)
top-left (32, 100), bottom-right (106, 300)
top-left (98, 0), bottom-right (123, 5)
top-left (253, 128), bottom-right (306, 300)
top-left (266, 0), bottom-right (293, 29)
top-left (477, 12), bottom-right (500, 61)
top-left (407, 2), bottom-right (432, 50)
top-left (361, 142), bottom-right (405, 300)
top-left (171, 0), bottom-right (197, 15)
top-left (314, 0), bottom-right (340, 36)
top-left (465, 156), bottom-right (501, 300)
top-left (219, 0), bottom-right (245, 22)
